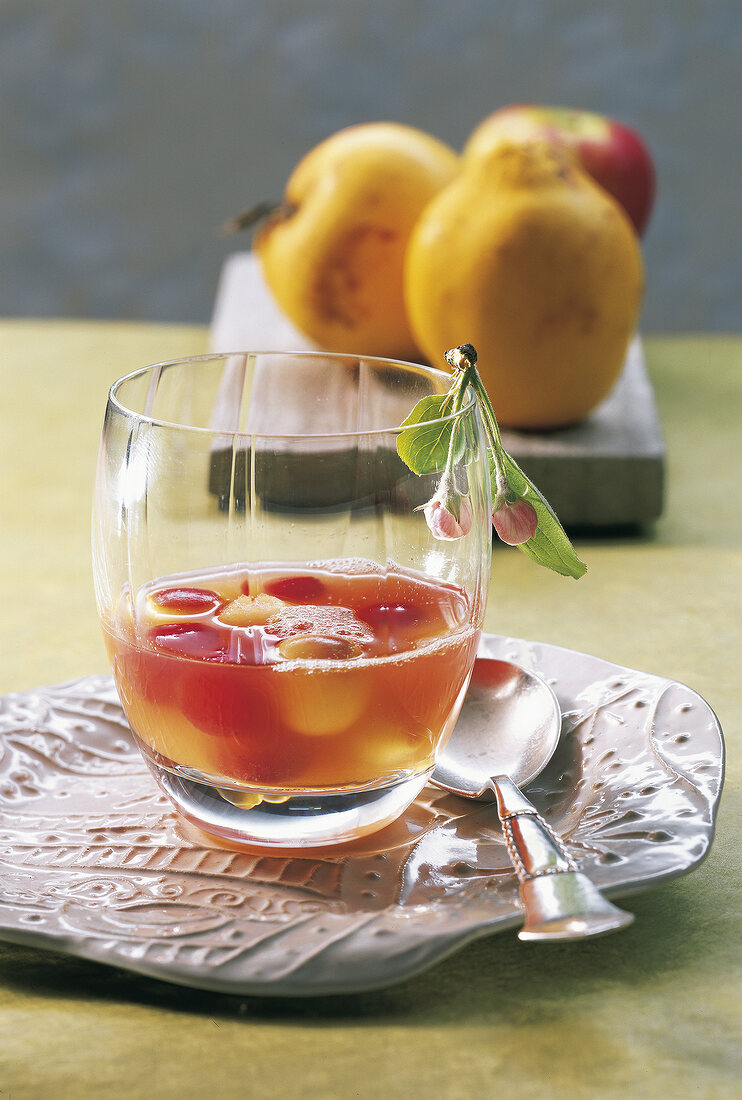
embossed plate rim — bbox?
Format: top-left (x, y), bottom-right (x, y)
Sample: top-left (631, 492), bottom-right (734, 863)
top-left (0, 634), bottom-right (725, 997)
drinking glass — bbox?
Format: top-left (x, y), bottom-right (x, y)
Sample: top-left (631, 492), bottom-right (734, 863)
top-left (93, 351), bottom-right (491, 847)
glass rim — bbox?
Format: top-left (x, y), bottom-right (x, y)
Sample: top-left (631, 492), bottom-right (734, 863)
top-left (106, 348), bottom-right (477, 439)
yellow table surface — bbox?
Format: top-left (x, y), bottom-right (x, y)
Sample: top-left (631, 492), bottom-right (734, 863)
top-left (0, 321), bottom-right (740, 1098)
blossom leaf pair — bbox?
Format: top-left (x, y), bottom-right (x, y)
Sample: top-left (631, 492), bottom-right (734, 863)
top-left (396, 344), bottom-right (586, 581)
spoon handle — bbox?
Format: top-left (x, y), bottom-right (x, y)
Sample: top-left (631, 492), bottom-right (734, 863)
top-left (491, 775), bottom-right (634, 940)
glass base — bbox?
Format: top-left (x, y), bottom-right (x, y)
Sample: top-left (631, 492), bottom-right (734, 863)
top-left (147, 760), bottom-right (432, 849)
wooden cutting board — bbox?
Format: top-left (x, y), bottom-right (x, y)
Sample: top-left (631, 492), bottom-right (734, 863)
top-left (209, 252), bottom-right (664, 527)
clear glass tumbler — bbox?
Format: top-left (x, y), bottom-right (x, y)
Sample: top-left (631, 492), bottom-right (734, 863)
top-left (93, 351), bottom-right (491, 847)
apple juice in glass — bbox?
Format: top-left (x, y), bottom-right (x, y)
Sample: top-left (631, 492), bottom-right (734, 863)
top-left (93, 351), bottom-right (491, 847)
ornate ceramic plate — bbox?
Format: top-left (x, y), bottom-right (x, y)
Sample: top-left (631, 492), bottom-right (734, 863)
top-left (0, 635), bottom-right (723, 997)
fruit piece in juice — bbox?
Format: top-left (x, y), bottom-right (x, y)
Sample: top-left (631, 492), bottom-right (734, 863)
top-left (261, 574), bottom-right (326, 602)
top-left (276, 635), bottom-right (363, 661)
top-left (359, 601), bottom-right (425, 633)
top-left (218, 593), bottom-right (286, 627)
top-left (358, 600), bottom-right (430, 652)
top-left (350, 716), bottom-right (433, 775)
top-left (147, 621), bottom-right (228, 661)
top-left (149, 587), bottom-right (225, 615)
top-left (278, 661), bottom-right (372, 738)
top-left (266, 604), bottom-right (374, 645)
top-left (178, 665), bottom-right (311, 783)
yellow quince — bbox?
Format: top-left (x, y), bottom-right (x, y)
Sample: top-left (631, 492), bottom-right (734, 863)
top-left (255, 122), bottom-right (459, 360)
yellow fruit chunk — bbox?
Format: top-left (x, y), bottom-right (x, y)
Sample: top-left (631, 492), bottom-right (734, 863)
top-left (279, 667), bottom-right (371, 737)
top-left (218, 788), bottom-right (264, 810)
top-left (404, 141), bottom-right (644, 429)
top-left (218, 593), bottom-right (286, 627)
top-left (267, 603), bottom-right (374, 645)
top-left (256, 122), bottom-right (459, 359)
top-left (277, 634), bottom-right (363, 661)
top-left (354, 721), bottom-right (433, 776)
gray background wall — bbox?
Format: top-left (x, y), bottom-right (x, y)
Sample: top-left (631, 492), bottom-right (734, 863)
top-left (3, 1), bottom-right (740, 332)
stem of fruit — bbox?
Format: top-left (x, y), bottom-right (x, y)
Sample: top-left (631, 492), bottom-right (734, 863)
top-left (218, 201), bottom-right (294, 238)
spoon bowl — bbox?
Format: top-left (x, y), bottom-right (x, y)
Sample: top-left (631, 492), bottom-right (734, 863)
top-left (433, 657), bottom-right (634, 941)
top-left (433, 658), bottom-right (561, 797)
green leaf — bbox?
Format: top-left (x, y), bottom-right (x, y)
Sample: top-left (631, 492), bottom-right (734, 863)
top-left (502, 452), bottom-right (587, 579)
top-left (396, 394), bottom-right (456, 475)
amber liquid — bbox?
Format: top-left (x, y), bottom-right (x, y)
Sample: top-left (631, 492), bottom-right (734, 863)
top-left (104, 560), bottom-right (479, 793)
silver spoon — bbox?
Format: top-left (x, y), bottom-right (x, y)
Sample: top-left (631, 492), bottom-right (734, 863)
top-left (432, 658), bottom-right (634, 940)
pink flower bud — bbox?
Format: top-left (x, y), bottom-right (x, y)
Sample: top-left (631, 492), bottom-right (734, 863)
top-left (492, 498), bottom-right (538, 545)
top-left (423, 493), bottom-right (474, 541)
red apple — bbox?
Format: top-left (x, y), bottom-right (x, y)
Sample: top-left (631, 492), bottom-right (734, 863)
top-left (464, 104), bottom-right (656, 235)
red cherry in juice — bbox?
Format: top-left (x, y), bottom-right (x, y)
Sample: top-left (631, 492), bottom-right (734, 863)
top-left (179, 662), bottom-right (269, 734)
top-left (177, 660), bottom-right (310, 783)
top-left (358, 601), bottom-right (428, 652)
top-left (360, 601), bottom-right (426, 631)
top-left (150, 587), bottom-right (224, 614)
top-left (261, 575), bottom-right (326, 603)
top-left (148, 622), bottom-right (227, 660)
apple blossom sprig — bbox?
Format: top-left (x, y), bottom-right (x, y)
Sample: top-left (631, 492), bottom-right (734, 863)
top-left (397, 344), bottom-right (586, 579)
